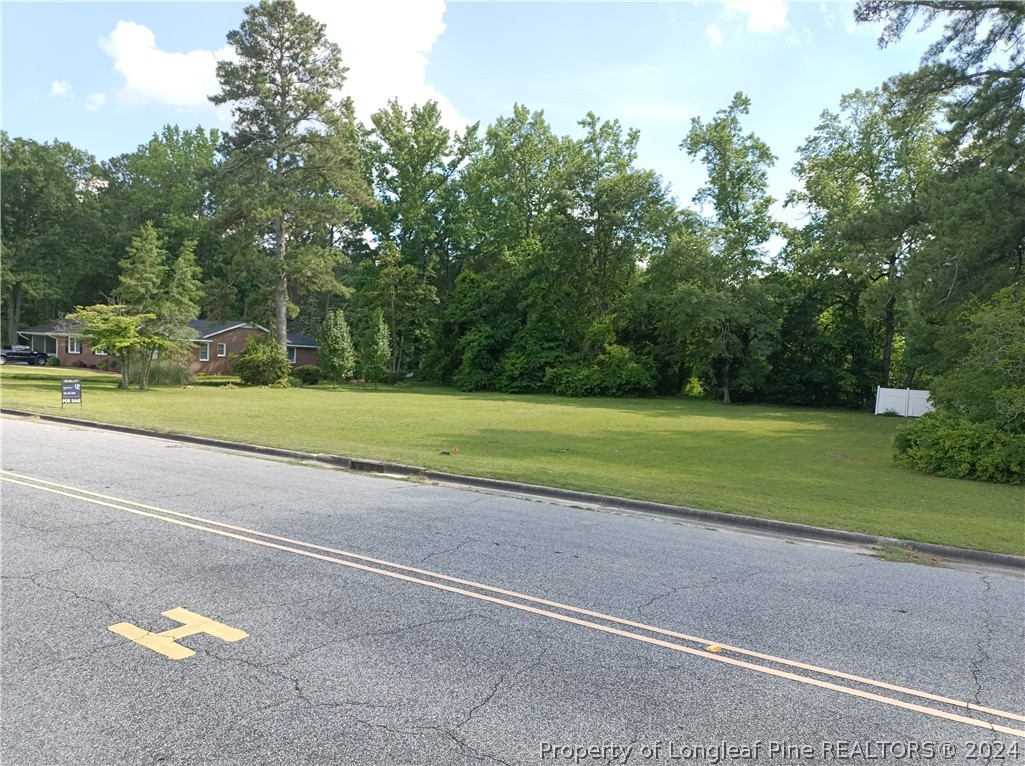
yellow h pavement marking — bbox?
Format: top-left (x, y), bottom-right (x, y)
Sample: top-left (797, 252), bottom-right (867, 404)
top-left (108, 608), bottom-right (247, 660)
top-left (5, 469), bottom-right (1023, 737)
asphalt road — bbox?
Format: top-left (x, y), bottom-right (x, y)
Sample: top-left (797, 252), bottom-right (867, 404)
top-left (2, 416), bottom-right (1023, 766)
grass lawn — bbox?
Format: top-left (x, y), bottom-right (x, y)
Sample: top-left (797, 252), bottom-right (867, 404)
top-left (2, 367), bottom-right (1022, 555)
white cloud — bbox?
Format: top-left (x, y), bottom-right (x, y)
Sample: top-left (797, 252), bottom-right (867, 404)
top-left (705, 23), bottom-right (724, 47)
top-left (99, 20), bottom-right (225, 107)
top-left (724, 0), bottom-right (789, 34)
top-left (295, 0), bottom-right (466, 133)
top-left (95, 2), bottom-right (464, 136)
top-left (86, 93), bottom-right (106, 111)
top-left (50, 80), bottom-right (72, 97)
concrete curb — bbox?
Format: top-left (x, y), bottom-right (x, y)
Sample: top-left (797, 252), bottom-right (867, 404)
top-left (4, 407), bottom-right (1023, 572)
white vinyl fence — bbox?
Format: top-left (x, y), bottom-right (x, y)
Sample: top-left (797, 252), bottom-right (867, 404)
top-left (874, 387), bottom-right (934, 417)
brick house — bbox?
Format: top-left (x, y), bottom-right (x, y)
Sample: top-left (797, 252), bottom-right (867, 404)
top-left (17, 319), bottom-right (318, 374)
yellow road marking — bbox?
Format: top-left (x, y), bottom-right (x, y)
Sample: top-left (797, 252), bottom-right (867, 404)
top-left (109, 622), bottom-right (196, 660)
top-left (3, 469), bottom-right (1023, 737)
top-left (6, 470), bottom-right (1019, 725)
top-left (108, 608), bottom-right (247, 660)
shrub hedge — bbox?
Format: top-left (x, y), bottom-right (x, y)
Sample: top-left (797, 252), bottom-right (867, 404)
top-left (893, 413), bottom-right (1025, 485)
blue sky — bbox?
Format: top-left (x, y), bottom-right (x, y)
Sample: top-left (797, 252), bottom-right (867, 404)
top-left (1, 1), bottom-right (935, 224)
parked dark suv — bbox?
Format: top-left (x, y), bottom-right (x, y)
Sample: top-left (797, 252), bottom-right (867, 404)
top-left (0, 345), bottom-right (50, 365)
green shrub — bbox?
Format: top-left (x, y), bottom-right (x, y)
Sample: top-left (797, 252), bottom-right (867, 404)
top-left (893, 412), bottom-right (1025, 485)
top-left (452, 326), bottom-right (499, 391)
top-left (544, 345), bottom-right (656, 397)
top-left (232, 336), bottom-right (291, 387)
top-left (46, 356), bottom-right (60, 367)
top-left (127, 361), bottom-right (194, 387)
top-left (496, 345), bottom-right (569, 393)
top-left (294, 365), bottom-right (322, 386)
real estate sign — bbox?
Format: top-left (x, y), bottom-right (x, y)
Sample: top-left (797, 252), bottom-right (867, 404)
top-left (61, 378), bottom-right (82, 407)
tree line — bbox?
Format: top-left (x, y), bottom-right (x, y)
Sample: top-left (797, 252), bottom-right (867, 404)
top-left (2, 0), bottom-right (1021, 419)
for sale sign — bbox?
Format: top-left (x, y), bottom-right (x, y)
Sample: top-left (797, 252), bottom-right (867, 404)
top-left (61, 378), bottom-right (82, 406)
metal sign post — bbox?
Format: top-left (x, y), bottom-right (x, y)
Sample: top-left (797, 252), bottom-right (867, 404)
top-left (61, 378), bottom-right (82, 409)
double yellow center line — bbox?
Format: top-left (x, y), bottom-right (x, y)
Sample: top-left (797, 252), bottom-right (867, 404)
top-left (2, 468), bottom-right (1022, 737)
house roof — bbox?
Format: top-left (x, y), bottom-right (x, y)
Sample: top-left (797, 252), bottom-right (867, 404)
top-left (286, 331), bottom-right (317, 348)
top-left (188, 320), bottom-right (268, 339)
top-left (18, 320), bottom-right (68, 336)
top-left (19, 318), bottom-right (317, 348)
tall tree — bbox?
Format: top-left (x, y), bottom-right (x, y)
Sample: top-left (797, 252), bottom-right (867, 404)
top-left (445, 105), bottom-right (577, 391)
top-left (855, 3), bottom-right (1025, 380)
top-left (211, 0), bottom-right (369, 349)
top-left (790, 88), bottom-right (941, 386)
top-left (569, 113), bottom-right (676, 328)
top-left (855, 0), bottom-right (1024, 152)
top-left (362, 100), bottom-right (479, 293)
top-left (100, 125), bottom-right (219, 246)
top-left (682, 92), bottom-right (779, 403)
top-left (1, 134), bottom-right (101, 344)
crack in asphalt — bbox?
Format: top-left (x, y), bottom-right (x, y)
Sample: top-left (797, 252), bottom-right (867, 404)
top-left (197, 611), bottom-right (491, 752)
top-left (419, 537), bottom-right (477, 565)
top-left (346, 643), bottom-right (553, 766)
top-left (969, 575), bottom-right (996, 715)
top-left (5, 641), bottom-right (123, 677)
top-left (4, 571), bottom-right (133, 623)
top-left (636, 585), bottom-right (681, 614)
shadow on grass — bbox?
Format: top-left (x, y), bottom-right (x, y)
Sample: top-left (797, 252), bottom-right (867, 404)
top-left (413, 425), bottom-right (885, 489)
top-left (293, 381), bottom-right (875, 427)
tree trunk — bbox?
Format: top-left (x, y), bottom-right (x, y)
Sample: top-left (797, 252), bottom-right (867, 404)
top-left (139, 348), bottom-right (155, 390)
top-left (722, 362), bottom-right (731, 404)
top-left (881, 293), bottom-right (896, 387)
top-left (274, 213), bottom-right (288, 350)
top-left (6, 284), bottom-right (22, 347)
top-left (120, 353), bottom-right (131, 390)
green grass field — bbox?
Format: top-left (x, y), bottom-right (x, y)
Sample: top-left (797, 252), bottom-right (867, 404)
top-left (2, 367), bottom-right (1022, 555)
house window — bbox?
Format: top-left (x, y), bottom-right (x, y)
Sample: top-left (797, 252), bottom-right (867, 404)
top-left (288, 346), bottom-right (297, 364)
top-left (67, 337), bottom-right (82, 354)
top-left (216, 343), bottom-right (227, 358)
top-left (199, 343), bottom-right (210, 362)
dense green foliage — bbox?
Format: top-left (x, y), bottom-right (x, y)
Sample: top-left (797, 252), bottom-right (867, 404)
top-left (65, 304), bottom-right (155, 389)
top-left (232, 335), bottom-right (292, 386)
top-left (894, 287), bottom-right (1025, 483)
top-left (1, 133), bottom-right (101, 346)
top-left (317, 309), bottom-right (356, 384)
top-left (2, 1), bottom-right (1021, 482)
top-left (361, 308), bottom-right (392, 387)
top-left (894, 412), bottom-right (1024, 484)
top-left (293, 364), bottom-right (323, 386)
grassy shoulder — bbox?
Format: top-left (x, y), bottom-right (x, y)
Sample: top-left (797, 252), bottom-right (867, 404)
top-left (3, 366), bottom-right (1022, 555)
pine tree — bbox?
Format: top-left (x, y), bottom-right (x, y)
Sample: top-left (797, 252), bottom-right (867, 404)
top-left (211, 0), bottom-right (369, 350)
top-left (113, 223), bottom-right (202, 389)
